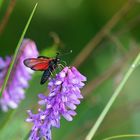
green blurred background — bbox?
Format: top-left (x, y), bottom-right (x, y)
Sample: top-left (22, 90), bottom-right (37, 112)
top-left (1, 0), bottom-right (140, 140)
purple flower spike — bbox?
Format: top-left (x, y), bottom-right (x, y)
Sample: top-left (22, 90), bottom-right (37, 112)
top-left (0, 39), bottom-right (39, 112)
top-left (27, 66), bottom-right (86, 140)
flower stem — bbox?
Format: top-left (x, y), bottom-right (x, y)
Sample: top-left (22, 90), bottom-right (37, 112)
top-left (85, 52), bottom-right (140, 140)
top-left (103, 134), bottom-right (140, 140)
top-left (0, 3), bottom-right (38, 97)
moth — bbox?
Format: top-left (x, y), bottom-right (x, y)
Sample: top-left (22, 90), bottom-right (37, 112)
top-left (24, 53), bottom-right (60, 84)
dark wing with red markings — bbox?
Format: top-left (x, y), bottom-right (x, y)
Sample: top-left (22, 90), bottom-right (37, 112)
top-left (40, 69), bottom-right (51, 84)
top-left (23, 57), bottom-right (52, 71)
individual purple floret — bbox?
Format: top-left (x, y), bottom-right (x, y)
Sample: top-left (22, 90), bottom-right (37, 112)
top-left (0, 39), bottom-right (39, 112)
top-left (26, 66), bottom-right (86, 140)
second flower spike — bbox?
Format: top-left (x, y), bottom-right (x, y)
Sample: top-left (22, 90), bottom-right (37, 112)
top-left (0, 39), bottom-right (39, 112)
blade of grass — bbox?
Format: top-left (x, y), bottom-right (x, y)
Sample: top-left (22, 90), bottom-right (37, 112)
top-left (85, 51), bottom-right (140, 140)
top-left (0, 3), bottom-right (38, 97)
top-left (103, 134), bottom-right (140, 140)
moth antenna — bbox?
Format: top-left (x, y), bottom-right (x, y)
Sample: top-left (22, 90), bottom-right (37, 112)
top-left (58, 50), bottom-right (72, 57)
top-left (52, 65), bottom-right (57, 76)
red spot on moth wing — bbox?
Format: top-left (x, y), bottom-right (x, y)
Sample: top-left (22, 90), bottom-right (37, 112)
top-left (24, 58), bottom-right (52, 71)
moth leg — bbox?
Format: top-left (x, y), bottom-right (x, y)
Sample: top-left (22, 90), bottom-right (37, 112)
top-left (49, 69), bottom-right (53, 76)
top-left (57, 64), bottom-right (62, 71)
top-left (58, 64), bottom-right (65, 70)
top-left (51, 64), bottom-right (57, 75)
top-left (61, 61), bottom-right (67, 67)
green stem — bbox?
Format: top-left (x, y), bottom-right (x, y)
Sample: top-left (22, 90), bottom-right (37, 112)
top-left (0, 3), bottom-right (38, 97)
top-left (85, 52), bottom-right (140, 140)
top-left (103, 134), bottom-right (140, 140)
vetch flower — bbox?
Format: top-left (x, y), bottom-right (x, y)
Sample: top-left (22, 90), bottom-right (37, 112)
top-left (0, 57), bottom-right (11, 88)
top-left (0, 39), bottom-right (39, 112)
top-left (26, 66), bottom-right (86, 140)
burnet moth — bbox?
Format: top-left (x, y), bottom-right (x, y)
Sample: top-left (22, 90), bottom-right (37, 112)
top-left (23, 51), bottom-right (72, 85)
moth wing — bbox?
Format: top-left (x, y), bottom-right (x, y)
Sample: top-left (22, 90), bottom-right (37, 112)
top-left (40, 69), bottom-right (51, 84)
top-left (23, 57), bottom-right (52, 71)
